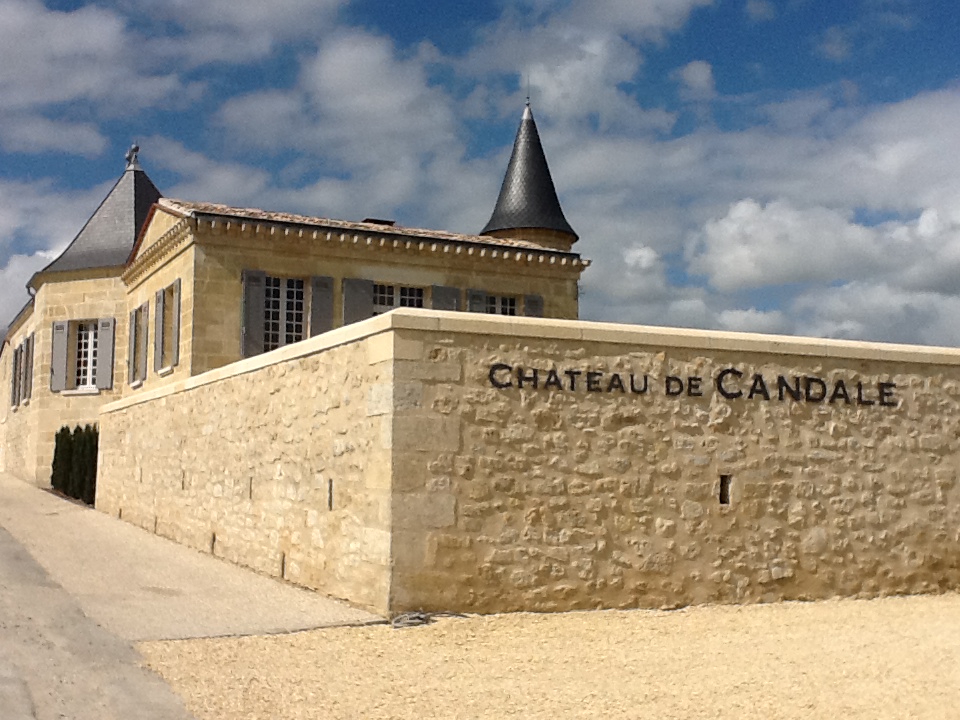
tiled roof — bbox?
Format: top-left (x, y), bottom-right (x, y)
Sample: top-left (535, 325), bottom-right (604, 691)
top-left (42, 164), bottom-right (162, 274)
top-left (159, 198), bottom-right (579, 255)
top-left (481, 104), bottom-right (577, 240)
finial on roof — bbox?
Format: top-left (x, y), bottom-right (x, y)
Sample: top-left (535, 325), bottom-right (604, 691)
top-left (125, 144), bottom-right (141, 171)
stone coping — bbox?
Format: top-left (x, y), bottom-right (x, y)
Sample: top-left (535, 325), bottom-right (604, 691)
top-left (100, 310), bottom-right (960, 415)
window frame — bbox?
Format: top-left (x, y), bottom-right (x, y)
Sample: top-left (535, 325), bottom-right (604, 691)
top-left (154, 279), bottom-right (182, 373)
top-left (73, 320), bottom-right (99, 389)
top-left (264, 275), bottom-right (306, 352)
top-left (372, 283), bottom-right (425, 316)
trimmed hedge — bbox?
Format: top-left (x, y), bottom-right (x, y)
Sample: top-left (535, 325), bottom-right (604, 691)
top-left (51, 424), bottom-right (98, 505)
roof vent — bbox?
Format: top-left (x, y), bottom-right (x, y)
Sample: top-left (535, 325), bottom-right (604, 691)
top-left (363, 218), bottom-right (396, 226)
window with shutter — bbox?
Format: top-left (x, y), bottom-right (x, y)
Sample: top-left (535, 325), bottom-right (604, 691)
top-left (96, 317), bottom-right (115, 390)
top-left (523, 294), bottom-right (544, 317)
top-left (129, 305), bottom-right (148, 386)
top-left (18, 334), bottom-right (33, 403)
top-left (75, 321), bottom-right (98, 388)
top-left (154, 288), bottom-right (165, 372)
top-left (50, 321), bottom-right (68, 392)
top-left (372, 284), bottom-right (424, 315)
top-left (310, 276), bottom-right (333, 337)
top-left (154, 279), bottom-right (181, 372)
top-left (342, 278), bottom-right (374, 325)
top-left (10, 345), bottom-right (21, 407)
top-left (467, 289), bottom-right (487, 313)
top-left (241, 270), bottom-right (266, 358)
top-left (431, 285), bottom-right (460, 311)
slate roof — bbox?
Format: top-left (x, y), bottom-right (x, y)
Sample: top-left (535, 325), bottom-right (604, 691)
top-left (159, 198), bottom-right (580, 255)
top-left (41, 160), bottom-right (162, 274)
top-left (481, 104), bottom-right (577, 240)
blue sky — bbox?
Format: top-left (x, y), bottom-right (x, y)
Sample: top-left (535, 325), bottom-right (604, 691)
top-left (3, 0), bottom-right (960, 344)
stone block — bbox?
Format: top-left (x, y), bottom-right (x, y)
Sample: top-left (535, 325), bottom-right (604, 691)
top-left (394, 493), bottom-right (456, 530)
top-left (392, 414), bottom-right (461, 452)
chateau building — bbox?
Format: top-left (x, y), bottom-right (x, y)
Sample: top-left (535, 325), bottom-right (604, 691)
top-left (1, 104), bottom-right (588, 486)
top-left (8, 106), bottom-right (958, 618)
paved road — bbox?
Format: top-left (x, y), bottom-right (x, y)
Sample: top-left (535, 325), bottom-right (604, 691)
top-left (0, 472), bottom-right (382, 719)
top-left (0, 525), bottom-right (196, 719)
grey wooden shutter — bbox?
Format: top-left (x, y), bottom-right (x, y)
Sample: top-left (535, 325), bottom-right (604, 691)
top-left (96, 317), bottom-right (116, 390)
top-left (523, 294), bottom-right (544, 317)
top-left (23, 334), bottom-right (33, 400)
top-left (310, 276), bottom-right (334, 336)
top-left (431, 285), bottom-right (460, 311)
top-left (135, 306), bottom-right (147, 384)
top-left (50, 321), bottom-right (68, 392)
top-left (154, 288), bottom-right (165, 372)
top-left (171, 279), bottom-right (181, 367)
top-left (10, 346), bottom-right (20, 406)
top-left (242, 270), bottom-right (266, 358)
top-left (467, 289), bottom-right (487, 313)
top-left (127, 310), bottom-right (137, 384)
top-left (17, 343), bottom-right (24, 404)
top-left (17, 338), bottom-right (30, 403)
top-left (342, 278), bottom-right (374, 325)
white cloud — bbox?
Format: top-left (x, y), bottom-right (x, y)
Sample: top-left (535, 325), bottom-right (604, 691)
top-left (718, 308), bottom-right (786, 334)
top-left (793, 283), bottom-right (960, 346)
top-left (673, 60), bottom-right (716, 101)
top-left (0, 114), bottom-right (106, 156)
top-left (689, 199), bottom-right (885, 291)
top-left (817, 26), bottom-right (852, 61)
top-left (0, 0), bottom-right (182, 111)
top-left (120, 0), bottom-right (346, 64)
top-left (744, 0), bottom-right (775, 22)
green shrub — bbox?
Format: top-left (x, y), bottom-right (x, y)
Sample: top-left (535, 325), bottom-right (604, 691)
top-left (50, 423), bottom-right (99, 505)
top-left (51, 426), bottom-right (72, 493)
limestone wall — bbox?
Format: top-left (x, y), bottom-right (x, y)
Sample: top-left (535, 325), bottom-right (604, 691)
top-left (96, 319), bottom-right (395, 613)
top-left (386, 312), bottom-right (960, 613)
top-left (95, 309), bottom-right (960, 615)
top-left (1, 273), bottom-right (128, 486)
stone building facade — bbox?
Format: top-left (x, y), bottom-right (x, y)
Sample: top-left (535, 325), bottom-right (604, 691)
top-left (1, 105), bottom-right (587, 486)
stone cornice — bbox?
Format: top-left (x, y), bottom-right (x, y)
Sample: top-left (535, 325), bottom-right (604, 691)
top-left (122, 217), bottom-right (194, 288)
top-left (193, 216), bottom-right (590, 275)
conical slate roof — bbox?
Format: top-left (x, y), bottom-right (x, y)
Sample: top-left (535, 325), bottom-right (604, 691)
top-left (481, 104), bottom-right (577, 240)
top-left (41, 150), bottom-right (162, 274)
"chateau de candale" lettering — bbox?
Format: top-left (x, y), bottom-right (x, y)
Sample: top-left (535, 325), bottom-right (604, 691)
top-left (487, 363), bottom-right (898, 407)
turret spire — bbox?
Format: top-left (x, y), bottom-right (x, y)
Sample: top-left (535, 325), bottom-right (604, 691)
top-left (481, 103), bottom-right (577, 250)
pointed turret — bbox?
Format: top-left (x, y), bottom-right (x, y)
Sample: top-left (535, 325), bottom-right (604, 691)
top-left (481, 103), bottom-right (577, 251)
top-left (39, 145), bottom-right (162, 275)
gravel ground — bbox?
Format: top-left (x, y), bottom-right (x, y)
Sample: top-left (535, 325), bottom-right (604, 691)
top-left (139, 593), bottom-right (960, 720)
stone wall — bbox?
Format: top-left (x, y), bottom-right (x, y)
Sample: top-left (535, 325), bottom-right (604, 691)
top-left (386, 312), bottom-right (960, 613)
top-left (97, 319), bottom-right (395, 613)
top-left (96, 310), bottom-right (960, 615)
top-left (1, 272), bottom-right (128, 486)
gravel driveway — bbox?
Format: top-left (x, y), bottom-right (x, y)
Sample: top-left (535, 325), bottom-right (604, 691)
top-left (140, 593), bottom-right (960, 719)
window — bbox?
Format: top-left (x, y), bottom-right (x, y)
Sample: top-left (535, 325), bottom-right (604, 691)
top-left (467, 290), bottom-right (543, 317)
top-left (264, 276), bottom-right (305, 352)
top-left (485, 295), bottom-right (517, 316)
top-left (242, 272), bottom-right (333, 358)
top-left (75, 321), bottom-right (98, 387)
top-left (372, 284), bottom-right (424, 315)
top-left (9, 333), bottom-right (33, 407)
top-left (128, 304), bottom-right (148, 385)
top-left (154, 279), bottom-right (181, 372)
top-left (51, 318), bottom-right (115, 393)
